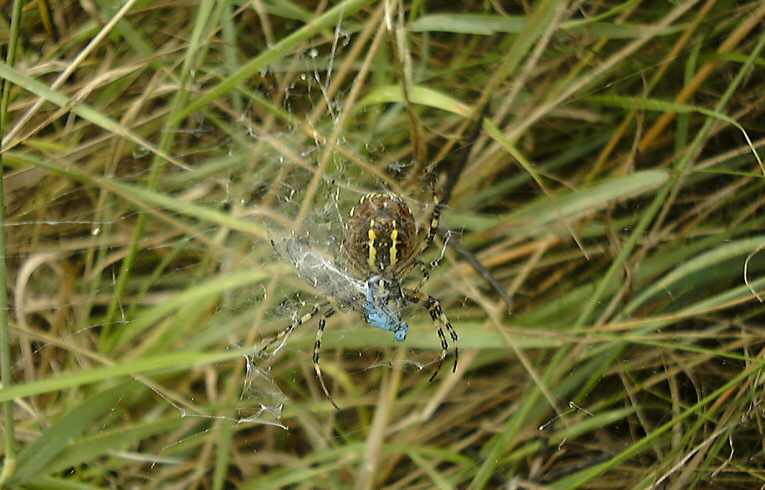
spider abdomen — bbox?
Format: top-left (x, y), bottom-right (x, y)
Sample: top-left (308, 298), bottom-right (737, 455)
top-left (344, 192), bottom-right (417, 276)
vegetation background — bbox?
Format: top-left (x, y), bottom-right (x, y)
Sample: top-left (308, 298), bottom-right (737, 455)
top-left (0, 0), bottom-right (764, 488)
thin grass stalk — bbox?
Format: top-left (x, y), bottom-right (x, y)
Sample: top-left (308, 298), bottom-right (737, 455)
top-left (99, 0), bottom-right (216, 350)
top-left (0, 0), bottom-right (24, 482)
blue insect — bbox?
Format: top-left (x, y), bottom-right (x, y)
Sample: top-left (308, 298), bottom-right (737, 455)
top-left (363, 276), bottom-right (409, 342)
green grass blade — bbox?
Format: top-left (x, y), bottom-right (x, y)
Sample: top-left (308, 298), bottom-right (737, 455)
top-left (411, 13), bottom-right (683, 38)
top-left (358, 84), bottom-right (471, 116)
top-left (11, 383), bottom-right (140, 484)
top-left (0, 348), bottom-right (251, 404)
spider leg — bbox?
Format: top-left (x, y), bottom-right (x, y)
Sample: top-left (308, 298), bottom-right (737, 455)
top-left (431, 298), bottom-right (459, 374)
top-left (313, 307), bottom-right (339, 410)
top-left (413, 235), bottom-right (450, 293)
top-left (403, 288), bottom-right (459, 382)
top-left (413, 258), bottom-right (441, 294)
top-left (423, 189), bottom-right (442, 252)
top-left (428, 314), bottom-right (449, 383)
top-left (427, 297), bottom-right (459, 381)
top-left (413, 260), bottom-right (431, 292)
top-left (259, 302), bottom-right (341, 409)
top-left (258, 302), bottom-right (324, 356)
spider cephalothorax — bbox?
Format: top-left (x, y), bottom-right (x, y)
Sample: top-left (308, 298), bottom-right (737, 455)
top-left (343, 192), bottom-right (418, 277)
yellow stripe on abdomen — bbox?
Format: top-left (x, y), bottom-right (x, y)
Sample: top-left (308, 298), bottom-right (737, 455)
top-left (390, 228), bottom-right (398, 267)
top-left (368, 219), bottom-right (377, 270)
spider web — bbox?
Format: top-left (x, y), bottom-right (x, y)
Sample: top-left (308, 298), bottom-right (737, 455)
top-left (4, 9), bottom-right (384, 436)
top-left (253, 173), bottom-right (445, 410)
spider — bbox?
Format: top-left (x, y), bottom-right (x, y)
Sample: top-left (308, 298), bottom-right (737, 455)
top-left (266, 190), bottom-right (459, 409)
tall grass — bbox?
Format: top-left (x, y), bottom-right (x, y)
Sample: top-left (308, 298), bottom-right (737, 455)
top-left (1, 1), bottom-right (765, 488)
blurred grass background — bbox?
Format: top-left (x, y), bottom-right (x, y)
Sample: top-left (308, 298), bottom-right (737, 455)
top-left (1, 0), bottom-right (765, 488)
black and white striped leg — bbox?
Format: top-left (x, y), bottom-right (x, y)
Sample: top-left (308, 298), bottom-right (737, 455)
top-left (413, 239), bottom-right (449, 294)
top-left (414, 260), bottom-right (432, 293)
top-left (258, 303), bottom-right (323, 357)
top-left (313, 307), bottom-right (339, 410)
top-left (428, 314), bottom-right (449, 383)
top-left (425, 191), bottom-right (443, 248)
top-left (404, 289), bottom-right (459, 382)
top-left (442, 311), bottom-right (459, 373)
